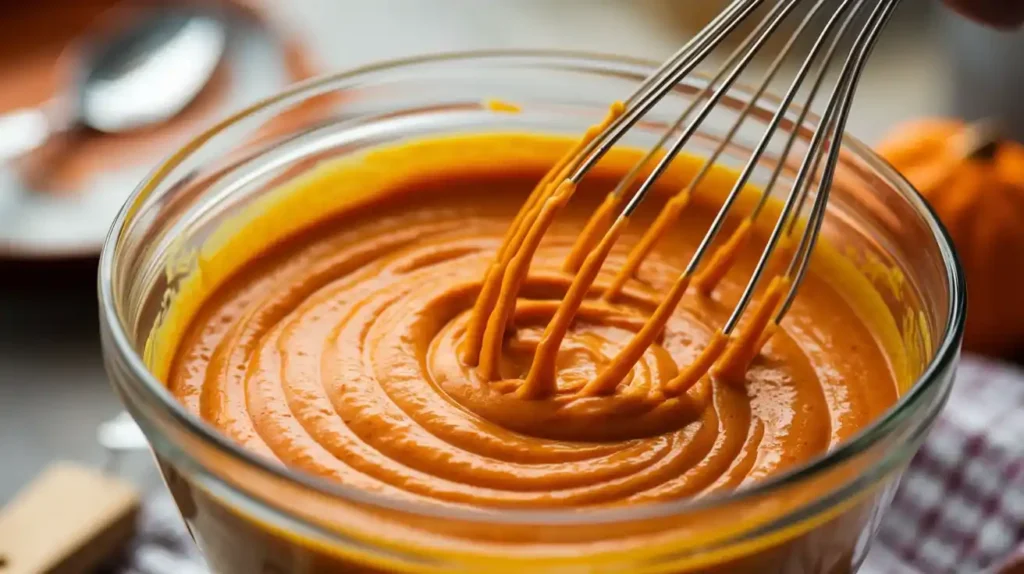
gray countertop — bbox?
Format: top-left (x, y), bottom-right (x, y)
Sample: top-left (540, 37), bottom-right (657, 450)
top-left (0, 0), bottom-right (960, 502)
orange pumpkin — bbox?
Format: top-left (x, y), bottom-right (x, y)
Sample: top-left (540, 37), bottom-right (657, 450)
top-left (877, 119), bottom-right (1024, 357)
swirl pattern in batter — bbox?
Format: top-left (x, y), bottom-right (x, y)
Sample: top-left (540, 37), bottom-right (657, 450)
top-left (162, 134), bottom-right (898, 510)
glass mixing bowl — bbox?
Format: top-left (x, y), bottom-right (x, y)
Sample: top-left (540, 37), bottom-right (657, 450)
top-left (98, 52), bottom-right (965, 573)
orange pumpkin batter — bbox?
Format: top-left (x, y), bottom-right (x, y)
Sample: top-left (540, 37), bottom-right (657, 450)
top-left (155, 132), bottom-right (899, 512)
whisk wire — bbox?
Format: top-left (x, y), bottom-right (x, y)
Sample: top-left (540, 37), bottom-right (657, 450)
top-left (466, 0), bottom-right (903, 400)
top-left (772, 0), bottom-right (902, 324)
top-left (569, 0), bottom-right (882, 396)
top-left (599, 0), bottom-right (859, 299)
top-left (718, 0), bottom-right (870, 335)
top-left (469, 0), bottom-right (771, 377)
top-left (461, 1), bottom-right (762, 369)
top-left (564, 0), bottom-right (803, 275)
top-left (519, 0), bottom-right (815, 394)
top-left (568, 0), bottom-right (770, 184)
top-left (714, 0), bottom-right (901, 379)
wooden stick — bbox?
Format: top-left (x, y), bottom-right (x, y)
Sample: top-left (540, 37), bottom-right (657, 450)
top-left (0, 462), bottom-right (140, 574)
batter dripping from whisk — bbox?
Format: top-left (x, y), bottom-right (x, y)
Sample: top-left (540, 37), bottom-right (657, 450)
top-left (462, 105), bottom-right (793, 401)
top-left (462, 0), bottom-right (894, 403)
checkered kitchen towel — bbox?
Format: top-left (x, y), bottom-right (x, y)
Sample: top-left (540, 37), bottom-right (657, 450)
top-left (862, 356), bottom-right (1024, 574)
top-left (111, 356), bottom-right (1024, 574)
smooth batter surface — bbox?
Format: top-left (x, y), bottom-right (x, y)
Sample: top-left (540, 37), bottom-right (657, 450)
top-left (159, 133), bottom-right (899, 510)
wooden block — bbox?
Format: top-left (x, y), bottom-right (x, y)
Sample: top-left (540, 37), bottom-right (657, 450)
top-left (0, 461), bottom-right (140, 574)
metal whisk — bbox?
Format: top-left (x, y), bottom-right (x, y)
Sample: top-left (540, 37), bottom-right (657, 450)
top-left (463, 0), bottom-right (901, 399)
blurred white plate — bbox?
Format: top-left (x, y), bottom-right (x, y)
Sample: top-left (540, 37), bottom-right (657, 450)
top-left (0, 12), bottom-right (293, 260)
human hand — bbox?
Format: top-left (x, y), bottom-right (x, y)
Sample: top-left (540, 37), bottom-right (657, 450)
top-left (943, 0), bottom-right (1024, 28)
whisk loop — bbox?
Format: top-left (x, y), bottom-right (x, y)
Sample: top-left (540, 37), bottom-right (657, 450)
top-left (464, 0), bottom-right (901, 400)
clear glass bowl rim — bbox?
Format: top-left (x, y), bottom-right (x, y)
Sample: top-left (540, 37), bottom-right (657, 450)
top-left (98, 49), bottom-right (966, 526)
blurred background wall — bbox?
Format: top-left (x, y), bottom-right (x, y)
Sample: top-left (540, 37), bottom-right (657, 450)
top-left (265, 0), bottom-right (952, 143)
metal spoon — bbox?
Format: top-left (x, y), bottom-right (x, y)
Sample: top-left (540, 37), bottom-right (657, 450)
top-left (0, 8), bottom-right (227, 163)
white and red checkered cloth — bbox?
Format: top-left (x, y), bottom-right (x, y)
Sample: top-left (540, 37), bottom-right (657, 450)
top-left (108, 355), bottom-right (1024, 574)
